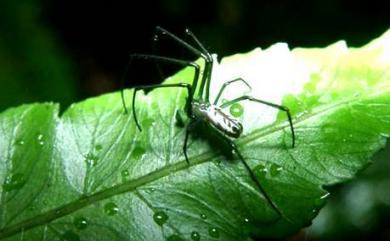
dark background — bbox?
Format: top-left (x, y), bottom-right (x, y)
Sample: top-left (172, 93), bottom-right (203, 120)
top-left (48, 0), bottom-right (390, 102)
top-left (0, 0), bottom-right (389, 240)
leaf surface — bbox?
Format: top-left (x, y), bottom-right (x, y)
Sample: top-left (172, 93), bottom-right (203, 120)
top-left (0, 29), bottom-right (389, 241)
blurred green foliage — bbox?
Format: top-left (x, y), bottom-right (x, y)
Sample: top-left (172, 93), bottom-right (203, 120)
top-left (308, 144), bottom-right (390, 241)
top-left (0, 0), bottom-right (77, 111)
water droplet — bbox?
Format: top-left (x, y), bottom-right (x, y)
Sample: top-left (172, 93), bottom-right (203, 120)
top-left (61, 230), bottom-right (80, 241)
top-left (208, 227), bottom-right (220, 238)
top-left (191, 231), bottom-right (200, 241)
top-left (95, 144), bottom-right (102, 151)
top-left (229, 103), bottom-right (244, 117)
top-left (167, 235), bottom-right (183, 241)
top-left (153, 35), bottom-right (159, 41)
top-left (121, 170), bottom-right (129, 179)
top-left (37, 134), bottom-right (45, 145)
top-left (74, 217), bottom-right (88, 230)
top-left (153, 211), bottom-right (168, 226)
top-left (104, 202), bottom-right (119, 216)
top-left (200, 213), bottom-right (207, 219)
top-left (241, 216), bottom-right (252, 234)
top-left (254, 164), bottom-right (267, 179)
top-left (132, 146), bottom-right (146, 159)
top-left (15, 139), bottom-right (25, 146)
top-left (320, 193), bottom-right (330, 199)
top-left (314, 192), bottom-right (330, 208)
top-left (142, 118), bottom-right (154, 128)
top-left (85, 153), bottom-right (98, 167)
top-left (270, 164), bottom-right (283, 177)
top-left (3, 173), bottom-right (26, 191)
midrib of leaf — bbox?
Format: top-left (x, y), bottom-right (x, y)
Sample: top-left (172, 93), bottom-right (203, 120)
top-left (0, 86), bottom-right (388, 239)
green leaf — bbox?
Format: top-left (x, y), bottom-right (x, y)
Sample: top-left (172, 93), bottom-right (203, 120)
top-left (1, 29), bottom-right (389, 241)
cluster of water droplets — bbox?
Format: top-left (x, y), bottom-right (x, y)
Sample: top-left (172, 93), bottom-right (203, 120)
top-left (254, 162), bottom-right (283, 179)
top-left (4, 133), bottom-right (50, 192)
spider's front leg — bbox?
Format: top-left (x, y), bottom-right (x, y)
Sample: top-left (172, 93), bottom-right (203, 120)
top-left (220, 95), bottom-right (296, 148)
top-left (131, 83), bottom-right (193, 131)
top-left (120, 54), bottom-right (201, 129)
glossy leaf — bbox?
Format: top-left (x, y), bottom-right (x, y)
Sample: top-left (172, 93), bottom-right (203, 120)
top-left (0, 29), bottom-right (389, 241)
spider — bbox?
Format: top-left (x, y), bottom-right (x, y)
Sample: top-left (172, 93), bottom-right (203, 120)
top-left (121, 26), bottom-right (295, 215)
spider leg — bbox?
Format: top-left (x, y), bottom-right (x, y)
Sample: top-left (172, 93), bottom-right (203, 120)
top-left (182, 119), bottom-right (198, 165)
top-left (183, 28), bottom-right (215, 102)
top-left (213, 78), bottom-right (252, 105)
top-left (154, 26), bottom-right (213, 101)
top-left (224, 138), bottom-right (283, 217)
top-left (151, 32), bottom-right (165, 80)
top-left (121, 53), bottom-right (200, 115)
top-left (183, 28), bottom-right (209, 56)
top-left (132, 83), bottom-right (192, 132)
top-left (220, 95), bottom-right (295, 148)
top-left (155, 26), bottom-right (206, 59)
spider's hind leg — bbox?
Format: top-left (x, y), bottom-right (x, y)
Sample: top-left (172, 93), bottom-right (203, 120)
top-left (226, 139), bottom-right (283, 217)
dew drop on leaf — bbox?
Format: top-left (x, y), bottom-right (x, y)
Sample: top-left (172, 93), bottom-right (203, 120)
top-left (95, 144), bottom-right (103, 151)
top-left (121, 170), bottom-right (129, 179)
top-left (142, 118), bottom-right (154, 129)
top-left (190, 231), bottom-right (200, 241)
top-left (314, 193), bottom-right (330, 208)
top-left (200, 213), bottom-right (207, 219)
top-left (37, 133), bottom-right (45, 145)
top-left (208, 227), bottom-right (220, 238)
top-left (269, 164), bottom-right (283, 177)
top-left (84, 153), bottom-right (98, 167)
top-left (241, 217), bottom-right (251, 234)
top-left (3, 173), bottom-right (26, 191)
top-left (132, 146), bottom-right (146, 159)
top-left (74, 217), bottom-right (88, 230)
top-left (254, 164), bottom-right (267, 179)
top-left (104, 202), bottom-right (119, 216)
top-left (153, 211), bottom-right (168, 226)
top-left (229, 103), bottom-right (244, 117)
top-left (61, 230), bottom-right (80, 241)
top-left (15, 139), bottom-right (24, 146)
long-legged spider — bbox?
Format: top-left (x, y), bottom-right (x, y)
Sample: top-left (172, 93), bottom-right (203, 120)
top-left (121, 26), bottom-right (295, 215)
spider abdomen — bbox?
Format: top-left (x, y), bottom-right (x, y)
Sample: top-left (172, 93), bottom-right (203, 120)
top-left (192, 101), bottom-right (243, 138)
